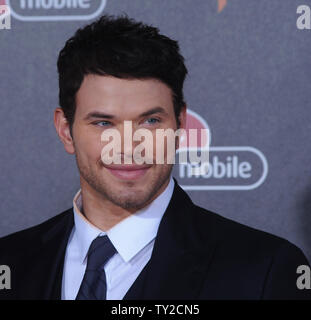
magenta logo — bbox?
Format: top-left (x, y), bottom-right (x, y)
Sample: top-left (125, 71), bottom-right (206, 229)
top-left (6, 0), bottom-right (107, 21)
top-left (218, 0), bottom-right (227, 13)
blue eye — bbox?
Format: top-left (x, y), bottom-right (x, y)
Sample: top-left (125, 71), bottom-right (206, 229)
top-left (95, 121), bottom-right (111, 127)
top-left (145, 118), bottom-right (160, 125)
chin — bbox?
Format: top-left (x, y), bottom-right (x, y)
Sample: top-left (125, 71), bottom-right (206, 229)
top-left (110, 196), bottom-right (150, 210)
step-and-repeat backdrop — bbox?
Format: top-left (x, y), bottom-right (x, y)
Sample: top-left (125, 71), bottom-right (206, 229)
top-left (1, 0), bottom-right (311, 262)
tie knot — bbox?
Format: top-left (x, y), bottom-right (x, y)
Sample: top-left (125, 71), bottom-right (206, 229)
top-left (86, 235), bottom-right (116, 271)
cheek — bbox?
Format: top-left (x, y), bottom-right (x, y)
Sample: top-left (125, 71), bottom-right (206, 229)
top-left (152, 137), bottom-right (177, 164)
top-left (74, 129), bottom-right (103, 161)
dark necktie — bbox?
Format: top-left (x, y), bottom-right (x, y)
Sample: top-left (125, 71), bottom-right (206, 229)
top-left (76, 235), bottom-right (117, 300)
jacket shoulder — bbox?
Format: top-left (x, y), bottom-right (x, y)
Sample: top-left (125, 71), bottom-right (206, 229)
top-left (192, 204), bottom-right (306, 258)
top-left (0, 208), bottom-right (73, 251)
top-left (190, 206), bottom-right (310, 299)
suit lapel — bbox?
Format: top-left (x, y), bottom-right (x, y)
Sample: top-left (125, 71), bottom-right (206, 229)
top-left (42, 212), bottom-right (74, 299)
top-left (124, 182), bottom-right (217, 299)
top-left (18, 210), bottom-right (74, 299)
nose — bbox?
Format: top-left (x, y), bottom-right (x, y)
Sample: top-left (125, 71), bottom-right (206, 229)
top-left (118, 121), bottom-right (153, 165)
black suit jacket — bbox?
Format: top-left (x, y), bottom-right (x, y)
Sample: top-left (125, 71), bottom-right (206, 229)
top-left (0, 181), bottom-right (310, 300)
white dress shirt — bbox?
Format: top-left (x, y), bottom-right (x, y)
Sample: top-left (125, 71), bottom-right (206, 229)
top-left (61, 177), bottom-right (174, 300)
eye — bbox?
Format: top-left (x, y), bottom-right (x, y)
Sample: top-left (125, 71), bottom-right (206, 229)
top-left (144, 118), bottom-right (160, 125)
top-left (93, 120), bottom-right (112, 127)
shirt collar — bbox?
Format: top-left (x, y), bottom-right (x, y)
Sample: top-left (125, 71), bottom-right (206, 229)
top-left (72, 177), bottom-right (174, 263)
top-left (72, 191), bottom-right (106, 264)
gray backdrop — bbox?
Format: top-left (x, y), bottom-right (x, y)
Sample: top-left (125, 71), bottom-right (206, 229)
top-left (1, 0), bottom-right (311, 263)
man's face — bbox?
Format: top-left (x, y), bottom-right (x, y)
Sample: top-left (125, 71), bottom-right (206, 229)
top-left (57, 75), bottom-right (185, 210)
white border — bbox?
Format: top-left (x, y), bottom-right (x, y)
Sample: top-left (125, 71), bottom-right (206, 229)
top-left (179, 146), bottom-right (268, 191)
top-left (7, 0), bottom-right (107, 21)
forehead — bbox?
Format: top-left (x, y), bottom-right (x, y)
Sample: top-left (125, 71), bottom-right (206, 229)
top-left (75, 75), bottom-right (174, 117)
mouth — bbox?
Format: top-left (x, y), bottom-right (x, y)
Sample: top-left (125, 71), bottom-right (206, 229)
top-left (103, 164), bottom-right (152, 180)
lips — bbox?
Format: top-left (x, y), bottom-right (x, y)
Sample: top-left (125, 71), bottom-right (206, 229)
top-left (104, 164), bottom-right (152, 180)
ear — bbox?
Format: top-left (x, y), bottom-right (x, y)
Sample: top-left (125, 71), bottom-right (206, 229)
top-left (54, 108), bottom-right (75, 155)
top-left (176, 104), bottom-right (187, 150)
top-left (178, 104), bottom-right (187, 130)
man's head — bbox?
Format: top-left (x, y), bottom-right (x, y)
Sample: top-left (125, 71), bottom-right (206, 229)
top-left (57, 14), bottom-right (187, 131)
top-left (54, 15), bottom-right (188, 210)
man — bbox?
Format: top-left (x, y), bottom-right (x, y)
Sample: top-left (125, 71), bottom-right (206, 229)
top-left (0, 15), bottom-right (310, 300)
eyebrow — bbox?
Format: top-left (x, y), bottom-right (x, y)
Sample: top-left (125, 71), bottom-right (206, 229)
top-left (84, 106), bottom-right (169, 121)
